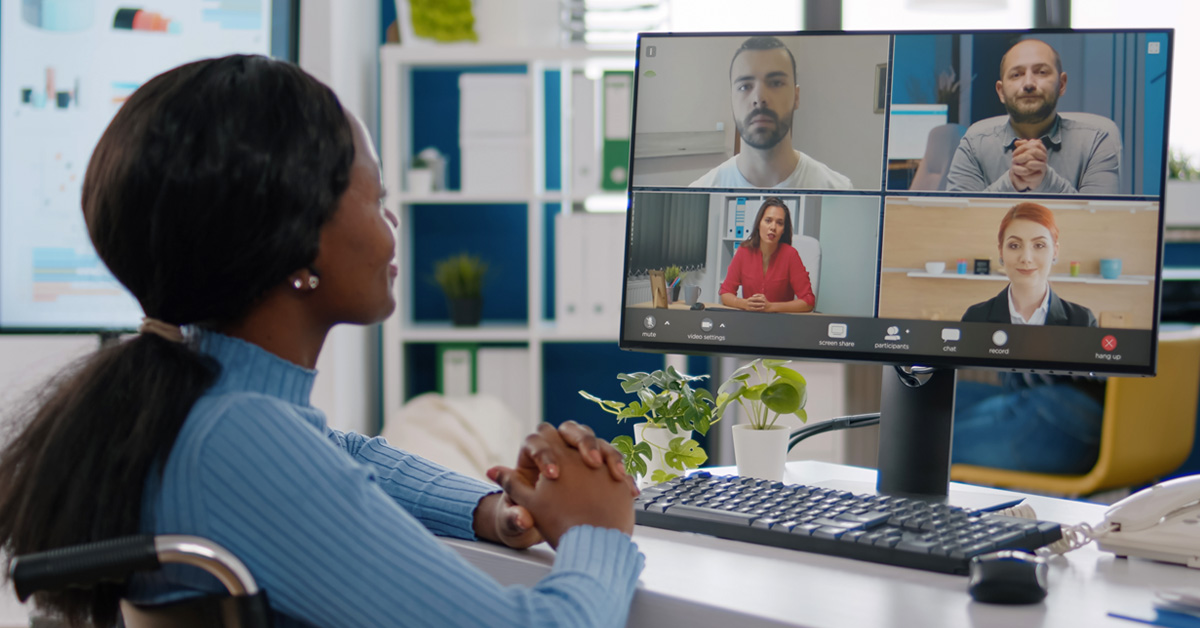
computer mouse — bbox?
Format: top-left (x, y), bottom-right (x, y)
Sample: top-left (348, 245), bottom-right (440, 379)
top-left (967, 550), bottom-right (1048, 604)
top-left (690, 302), bottom-right (705, 310)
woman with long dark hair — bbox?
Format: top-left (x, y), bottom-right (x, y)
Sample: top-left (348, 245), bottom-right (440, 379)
top-left (0, 55), bottom-right (641, 627)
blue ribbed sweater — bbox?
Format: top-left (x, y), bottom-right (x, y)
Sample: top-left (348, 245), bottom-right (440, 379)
top-left (128, 331), bottom-right (643, 627)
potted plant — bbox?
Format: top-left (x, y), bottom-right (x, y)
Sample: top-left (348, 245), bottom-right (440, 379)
top-left (715, 358), bottom-right (808, 480)
top-left (934, 67), bottom-right (961, 124)
top-left (664, 265), bottom-right (685, 302)
top-left (579, 366), bottom-right (717, 486)
top-left (433, 253), bottom-right (488, 326)
top-left (407, 154), bottom-right (434, 195)
top-left (1167, 148), bottom-right (1200, 227)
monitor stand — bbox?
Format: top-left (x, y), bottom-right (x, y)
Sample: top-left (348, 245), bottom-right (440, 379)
top-left (876, 365), bottom-right (956, 498)
top-left (820, 366), bottom-right (1024, 513)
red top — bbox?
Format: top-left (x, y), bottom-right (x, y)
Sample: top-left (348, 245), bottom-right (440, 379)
top-left (719, 243), bottom-right (815, 306)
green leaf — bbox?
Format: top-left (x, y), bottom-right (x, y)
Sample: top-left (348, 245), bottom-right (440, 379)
top-left (760, 381), bottom-right (800, 415)
top-left (650, 469), bottom-right (680, 484)
top-left (578, 390), bottom-right (626, 414)
top-left (742, 382), bottom-right (767, 401)
top-left (663, 437), bottom-right (708, 470)
top-left (771, 365), bottom-right (807, 410)
top-left (619, 372), bottom-right (651, 393)
top-left (794, 408), bottom-right (808, 423)
top-left (612, 435), bottom-right (651, 478)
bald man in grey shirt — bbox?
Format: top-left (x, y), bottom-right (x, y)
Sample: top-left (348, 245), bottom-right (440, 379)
top-left (946, 39), bottom-right (1121, 194)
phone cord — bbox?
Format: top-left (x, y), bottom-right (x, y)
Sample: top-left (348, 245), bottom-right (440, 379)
top-left (991, 503), bottom-right (1117, 555)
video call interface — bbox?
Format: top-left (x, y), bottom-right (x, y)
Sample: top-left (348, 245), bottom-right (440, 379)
top-left (619, 30), bottom-right (1172, 375)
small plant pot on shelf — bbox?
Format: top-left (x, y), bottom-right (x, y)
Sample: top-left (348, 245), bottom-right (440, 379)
top-left (407, 168), bottom-right (434, 195)
top-left (732, 424), bottom-right (789, 481)
top-left (447, 298), bottom-right (482, 327)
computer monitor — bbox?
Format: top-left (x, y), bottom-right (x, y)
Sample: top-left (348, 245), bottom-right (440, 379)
top-left (619, 29), bottom-right (1173, 498)
top-left (0, 0), bottom-right (299, 333)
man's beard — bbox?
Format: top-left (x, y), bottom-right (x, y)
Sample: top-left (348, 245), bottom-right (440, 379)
top-left (737, 107), bottom-right (792, 150)
top-left (1005, 89), bottom-right (1058, 125)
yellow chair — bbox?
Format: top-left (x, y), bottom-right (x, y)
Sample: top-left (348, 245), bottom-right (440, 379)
top-left (951, 331), bottom-right (1200, 498)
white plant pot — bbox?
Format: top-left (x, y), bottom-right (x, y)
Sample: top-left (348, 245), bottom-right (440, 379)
top-left (634, 423), bottom-right (692, 488)
top-left (732, 424), bottom-right (789, 481)
top-left (407, 168), bottom-right (434, 195)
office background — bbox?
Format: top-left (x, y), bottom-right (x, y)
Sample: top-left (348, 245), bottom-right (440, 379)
top-left (1, 0), bottom-right (1200, 623)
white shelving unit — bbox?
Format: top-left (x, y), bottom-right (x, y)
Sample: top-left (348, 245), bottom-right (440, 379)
top-left (378, 44), bottom-right (637, 427)
top-left (897, 270), bottom-right (1152, 286)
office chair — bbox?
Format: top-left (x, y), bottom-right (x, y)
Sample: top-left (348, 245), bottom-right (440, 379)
top-left (909, 123), bottom-right (967, 191)
top-left (951, 332), bottom-right (1200, 498)
top-left (10, 534), bottom-right (271, 628)
top-left (792, 234), bottom-right (821, 298)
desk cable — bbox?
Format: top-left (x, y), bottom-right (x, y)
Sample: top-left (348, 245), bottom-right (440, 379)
top-left (787, 413), bottom-right (880, 453)
top-left (988, 503), bottom-right (1116, 555)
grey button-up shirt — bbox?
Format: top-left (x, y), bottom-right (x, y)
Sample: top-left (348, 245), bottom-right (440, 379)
top-left (945, 113), bottom-right (1121, 194)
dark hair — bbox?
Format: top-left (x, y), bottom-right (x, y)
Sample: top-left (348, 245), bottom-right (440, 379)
top-left (745, 197), bottom-right (793, 250)
top-left (999, 38), bottom-right (1063, 77)
top-left (730, 36), bottom-right (797, 85)
top-left (0, 55), bottom-right (355, 626)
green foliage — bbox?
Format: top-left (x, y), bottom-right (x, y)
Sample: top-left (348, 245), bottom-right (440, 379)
top-left (664, 265), bottom-right (685, 286)
top-left (716, 358), bottom-right (808, 430)
top-left (432, 253), bottom-right (488, 300)
top-left (407, 0), bottom-right (477, 43)
top-left (611, 435), bottom-right (650, 479)
top-left (1169, 148), bottom-right (1200, 181)
top-left (650, 469), bottom-right (677, 484)
top-left (580, 366), bottom-right (718, 479)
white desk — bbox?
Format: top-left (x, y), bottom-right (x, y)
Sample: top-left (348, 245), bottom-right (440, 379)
top-left (444, 461), bottom-right (1199, 628)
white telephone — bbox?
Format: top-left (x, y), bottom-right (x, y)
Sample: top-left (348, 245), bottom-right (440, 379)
top-left (1093, 474), bottom-right (1200, 569)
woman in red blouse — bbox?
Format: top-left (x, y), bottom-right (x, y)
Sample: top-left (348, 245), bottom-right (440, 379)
top-left (719, 197), bottom-right (815, 312)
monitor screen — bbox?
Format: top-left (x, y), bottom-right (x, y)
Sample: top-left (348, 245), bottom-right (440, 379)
top-left (0, 0), bottom-right (298, 332)
top-left (620, 29), bottom-right (1172, 379)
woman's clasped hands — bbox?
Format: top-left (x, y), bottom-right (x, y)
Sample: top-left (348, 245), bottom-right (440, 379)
top-left (482, 421), bottom-right (638, 549)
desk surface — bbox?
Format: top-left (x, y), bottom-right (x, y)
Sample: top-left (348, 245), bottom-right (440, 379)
top-left (445, 461), bottom-right (1199, 628)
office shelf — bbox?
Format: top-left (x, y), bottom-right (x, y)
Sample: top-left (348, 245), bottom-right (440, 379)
top-left (379, 43), bottom-right (639, 428)
top-left (900, 270), bottom-right (1151, 286)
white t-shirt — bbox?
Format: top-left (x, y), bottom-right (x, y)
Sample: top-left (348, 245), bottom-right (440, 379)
top-left (690, 150), bottom-right (853, 189)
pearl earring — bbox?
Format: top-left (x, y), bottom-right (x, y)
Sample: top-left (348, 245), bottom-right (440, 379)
top-left (293, 278), bottom-right (303, 289)
top-left (309, 276), bottom-right (320, 289)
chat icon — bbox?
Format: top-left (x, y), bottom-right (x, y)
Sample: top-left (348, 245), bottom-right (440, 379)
top-left (941, 328), bottom-right (961, 342)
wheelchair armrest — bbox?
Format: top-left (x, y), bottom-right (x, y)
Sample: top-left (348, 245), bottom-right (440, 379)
top-left (10, 534), bottom-right (259, 601)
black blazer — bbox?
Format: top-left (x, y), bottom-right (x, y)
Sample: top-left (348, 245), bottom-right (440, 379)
top-left (961, 286), bottom-right (1097, 327)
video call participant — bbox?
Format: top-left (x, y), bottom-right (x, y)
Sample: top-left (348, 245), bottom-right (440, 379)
top-left (691, 36), bottom-right (853, 190)
top-left (953, 202), bottom-right (1103, 474)
top-left (719, 197), bottom-right (815, 312)
top-left (945, 38), bottom-right (1121, 195)
top-left (0, 56), bottom-right (641, 628)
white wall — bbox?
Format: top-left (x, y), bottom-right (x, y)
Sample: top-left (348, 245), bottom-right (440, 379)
top-left (814, 196), bottom-right (880, 317)
top-left (300, 0), bottom-right (382, 436)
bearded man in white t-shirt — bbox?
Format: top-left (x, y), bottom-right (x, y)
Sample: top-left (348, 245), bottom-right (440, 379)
top-left (691, 35), bottom-right (852, 190)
